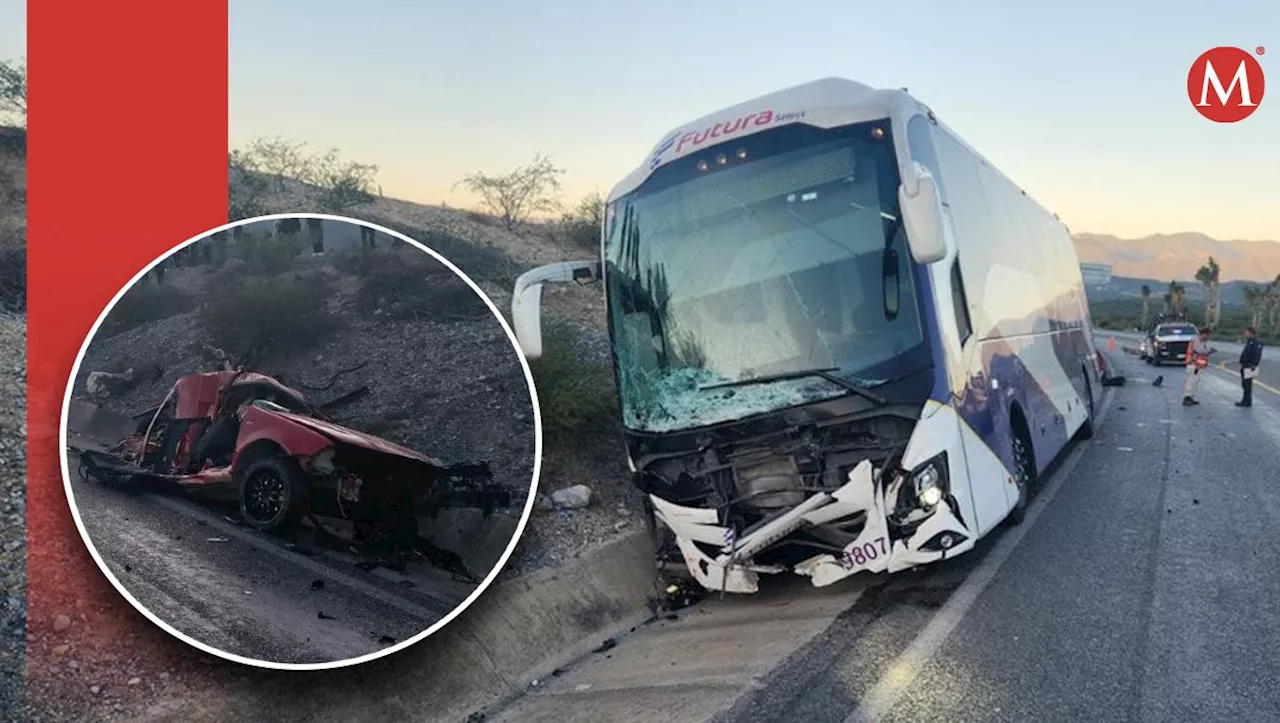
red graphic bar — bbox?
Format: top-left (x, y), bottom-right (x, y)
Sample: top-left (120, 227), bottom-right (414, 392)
top-left (27, 0), bottom-right (229, 707)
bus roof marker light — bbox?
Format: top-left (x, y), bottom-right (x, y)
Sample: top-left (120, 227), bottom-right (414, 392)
top-left (736, 147), bottom-right (747, 159)
top-left (870, 126), bottom-right (885, 140)
top-left (715, 153), bottom-right (728, 166)
top-left (696, 159), bottom-right (709, 172)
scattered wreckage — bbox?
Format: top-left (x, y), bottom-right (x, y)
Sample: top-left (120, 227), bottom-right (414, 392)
top-left (78, 370), bottom-right (509, 576)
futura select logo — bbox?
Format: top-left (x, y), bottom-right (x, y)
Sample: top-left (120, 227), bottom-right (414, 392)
top-left (1187, 46), bottom-right (1266, 122)
top-left (649, 132), bottom-right (680, 170)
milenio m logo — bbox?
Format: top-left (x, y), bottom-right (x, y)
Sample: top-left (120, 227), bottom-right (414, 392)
top-left (1187, 46), bottom-right (1266, 122)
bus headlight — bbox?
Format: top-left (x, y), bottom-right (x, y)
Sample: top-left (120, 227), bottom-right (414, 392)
top-left (910, 454), bottom-right (949, 509)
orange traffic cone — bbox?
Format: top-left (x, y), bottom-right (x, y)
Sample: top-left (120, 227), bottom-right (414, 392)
top-left (1108, 336), bottom-right (1116, 352)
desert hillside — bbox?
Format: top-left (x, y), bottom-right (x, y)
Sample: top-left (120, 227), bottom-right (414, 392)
top-left (73, 232), bottom-right (538, 524)
top-left (1073, 232), bottom-right (1280, 283)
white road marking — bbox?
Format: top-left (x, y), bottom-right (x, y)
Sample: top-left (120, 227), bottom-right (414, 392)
top-left (145, 494), bottom-right (454, 620)
top-left (843, 385), bottom-right (1118, 723)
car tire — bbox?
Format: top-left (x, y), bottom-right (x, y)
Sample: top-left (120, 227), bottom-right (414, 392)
top-left (237, 456), bottom-right (310, 534)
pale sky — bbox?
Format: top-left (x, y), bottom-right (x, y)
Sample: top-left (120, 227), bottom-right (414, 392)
top-left (224, 0), bottom-right (1278, 241)
top-left (4, 1), bottom-right (1277, 240)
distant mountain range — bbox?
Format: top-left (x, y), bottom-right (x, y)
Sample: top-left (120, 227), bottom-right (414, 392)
top-left (1073, 232), bottom-right (1280, 284)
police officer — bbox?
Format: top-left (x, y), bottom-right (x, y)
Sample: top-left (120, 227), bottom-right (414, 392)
top-left (1236, 326), bottom-right (1264, 408)
top-left (1182, 327), bottom-right (1215, 406)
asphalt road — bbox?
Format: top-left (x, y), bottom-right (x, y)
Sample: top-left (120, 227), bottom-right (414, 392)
top-left (65, 438), bottom-right (478, 666)
top-left (480, 339), bottom-right (1280, 722)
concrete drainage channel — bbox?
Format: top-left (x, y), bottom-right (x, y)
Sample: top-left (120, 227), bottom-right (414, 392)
top-left (440, 530), bottom-right (659, 720)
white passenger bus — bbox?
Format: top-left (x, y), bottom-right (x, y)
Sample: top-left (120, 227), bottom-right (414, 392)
top-left (511, 78), bottom-right (1100, 593)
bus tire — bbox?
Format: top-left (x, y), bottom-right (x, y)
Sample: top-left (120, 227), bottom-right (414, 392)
top-left (1006, 420), bottom-right (1035, 527)
top-left (1076, 371), bottom-right (1096, 441)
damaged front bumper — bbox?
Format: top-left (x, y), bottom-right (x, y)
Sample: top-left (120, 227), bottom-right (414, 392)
top-left (650, 459), bottom-right (974, 593)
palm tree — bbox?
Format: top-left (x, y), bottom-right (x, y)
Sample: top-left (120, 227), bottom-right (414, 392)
top-left (1167, 280), bottom-right (1187, 316)
top-left (1269, 275), bottom-right (1280, 334)
top-left (1140, 284), bottom-right (1152, 327)
top-left (1194, 262), bottom-right (1213, 325)
top-left (1163, 291), bottom-right (1173, 315)
top-left (1194, 257), bottom-right (1222, 327)
top-left (1244, 285), bottom-right (1264, 329)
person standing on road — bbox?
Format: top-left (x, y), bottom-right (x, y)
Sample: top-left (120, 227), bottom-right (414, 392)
top-left (1182, 327), bottom-right (1215, 406)
top-left (1237, 327), bottom-right (1264, 408)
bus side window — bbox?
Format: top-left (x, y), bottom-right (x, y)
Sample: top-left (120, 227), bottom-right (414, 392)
top-left (951, 259), bottom-right (973, 344)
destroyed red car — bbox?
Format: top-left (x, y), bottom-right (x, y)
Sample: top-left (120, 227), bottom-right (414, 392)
top-left (79, 370), bottom-right (507, 558)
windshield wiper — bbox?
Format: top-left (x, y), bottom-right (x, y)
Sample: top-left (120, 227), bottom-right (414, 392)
top-left (699, 367), bottom-right (889, 406)
top-left (856, 364), bottom-right (933, 389)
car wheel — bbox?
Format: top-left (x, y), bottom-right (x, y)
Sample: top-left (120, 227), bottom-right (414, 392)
top-left (238, 456), bottom-right (309, 534)
top-left (1006, 428), bottom-right (1035, 527)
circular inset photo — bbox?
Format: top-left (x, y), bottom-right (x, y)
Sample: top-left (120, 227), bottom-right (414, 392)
top-left (59, 214), bottom-right (541, 669)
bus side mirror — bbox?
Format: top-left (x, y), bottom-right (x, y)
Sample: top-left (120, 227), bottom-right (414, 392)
top-left (511, 260), bottom-right (601, 359)
top-left (899, 164), bottom-right (948, 265)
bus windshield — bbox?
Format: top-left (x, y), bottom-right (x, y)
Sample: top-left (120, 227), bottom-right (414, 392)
top-left (604, 121), bottom-right (931, 433)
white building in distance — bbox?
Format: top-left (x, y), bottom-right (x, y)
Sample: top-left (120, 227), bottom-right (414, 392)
top-left (1080, 262), bottom-right (1113, 287)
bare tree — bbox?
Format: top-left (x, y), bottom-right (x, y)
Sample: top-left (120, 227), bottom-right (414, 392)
top-left (228, 150), bottom-right (270, 222)
top-left (246, 136), bottom-right (311, 191)
top-left (0, 59), bottom-right (25, 125)
top-left (311, 148), bottom-right (378, 213)
top-left (456, 153), bottom-right (564, 231)
top-left (555, 190), bottom-right (606, 250)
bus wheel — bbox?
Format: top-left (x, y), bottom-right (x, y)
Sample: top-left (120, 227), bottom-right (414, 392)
top-left (1006, 429), bottom-right (1035, 527)
top-left (1076, 374), bottom-right (1096, 441)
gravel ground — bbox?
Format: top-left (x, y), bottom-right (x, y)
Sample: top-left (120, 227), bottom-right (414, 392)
top-left (498, 272), bottom-right (649, 577)
top-left (0, 313), bottom-right (26, 718)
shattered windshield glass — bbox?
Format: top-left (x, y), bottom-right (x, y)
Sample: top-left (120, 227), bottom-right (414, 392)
top-left (605, 121), bottom-right (930, 432)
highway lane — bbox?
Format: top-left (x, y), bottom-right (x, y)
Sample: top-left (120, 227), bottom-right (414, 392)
top-left (65, 437), bottom-right (479, 665)
top-left (480, 347), bottom-right (1280, 722)
top-left (1105, 329), bottom-right (1280, 400)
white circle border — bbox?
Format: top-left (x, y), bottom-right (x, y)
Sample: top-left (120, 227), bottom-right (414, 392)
top-left (58, 212), bottom-right (544, 671)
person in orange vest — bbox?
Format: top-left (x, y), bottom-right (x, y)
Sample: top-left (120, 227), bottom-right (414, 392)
top-left (1181, 327), bottom-right (1216, 406)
